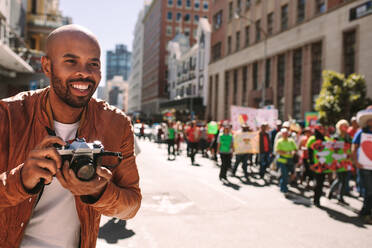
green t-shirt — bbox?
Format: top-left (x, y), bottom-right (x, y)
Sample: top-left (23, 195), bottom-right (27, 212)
top-left (218, 134), bottom-right (233, 153)
top-left (275, 138), bottom-right (297, 158)
top-left (168, 128), bottom-right (175, 140)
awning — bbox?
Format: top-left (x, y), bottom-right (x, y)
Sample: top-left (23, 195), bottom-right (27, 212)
top-left (0, 42), bottom-right (34, 73)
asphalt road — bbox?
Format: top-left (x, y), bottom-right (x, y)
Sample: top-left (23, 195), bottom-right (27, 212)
top-left (96, 139), bottom-right (372, 248)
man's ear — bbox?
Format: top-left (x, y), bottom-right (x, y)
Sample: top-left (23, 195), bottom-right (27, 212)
top-left (41, 56), bottom-right (52, 77)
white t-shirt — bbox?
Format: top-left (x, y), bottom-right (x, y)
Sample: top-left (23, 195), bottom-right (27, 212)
top-left (21, 121), bottom-right (81, 248)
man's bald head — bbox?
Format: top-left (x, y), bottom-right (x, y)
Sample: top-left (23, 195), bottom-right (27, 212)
top-left (46, 24), bottom-right (100, 57)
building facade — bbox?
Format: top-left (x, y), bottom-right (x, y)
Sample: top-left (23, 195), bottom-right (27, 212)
top-left (106, 44), bottom-right (132, 81)
top-left (106, 76), bottom-right (129, 112)
top-left (163, 17), bottom-right (211, 120)
top-left (142, 0), bottom-right (211, 117)
top-left (208, 0), bottom-right (372, 121)
top-left (128, 3), bottom-right (151, 113)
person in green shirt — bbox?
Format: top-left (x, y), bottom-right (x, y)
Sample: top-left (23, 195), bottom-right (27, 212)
top-left (275, 128), bottom-right (298, 194)
top-left (217, 124), bottom-right (234, 181)
top-left (167, 121), bottom-right (176, 160)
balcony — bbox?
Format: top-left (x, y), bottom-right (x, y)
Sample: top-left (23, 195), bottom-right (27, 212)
top-left (27, 13), bottom-right (71, 34)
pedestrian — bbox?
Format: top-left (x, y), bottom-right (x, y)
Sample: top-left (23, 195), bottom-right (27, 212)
top-left (307, 125), bottom-right (329, 207)
top-left (299, 127), bottom-right (313, 188)
top-left (352, 106), bottom-right (372, 223)
top-left (259, 123), bottom-right (272, 179)
top-left (328, 119), bottom-right (352, 204)
top-left (175, 121), bottom-right (183, 155)
top-left (167, 121), bottom-right (176, 160)
top-left (275, 128), bottom-right (298, 195)
top-left (0, 25), bottom-right (141, 247)
top-left (186, 120), bottom-right (200, 165)
top-left (232, 124), bottom-right (251, 179)
top-left (139, 123), bottom-right (145, 140)
top-left (348, 116), bottom-right (359, 138)
top-left (199, 122), bottom-right (209, 157)
top-left (218, 124), bottom-right (234, 181)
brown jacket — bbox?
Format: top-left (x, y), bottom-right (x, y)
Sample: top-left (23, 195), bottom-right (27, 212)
top-left (0, 88), bottom-right (141, 247)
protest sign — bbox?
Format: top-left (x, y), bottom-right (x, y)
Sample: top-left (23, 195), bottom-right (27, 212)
top-left (310, 140), bottom-right (353, 173)
top-left (233, 131), bottom-right (259, 154)
top-left (305, 112), bottom-right (319, 127)
top-left (358, 133), bottom-right (372, 170)
top-left (230, 105), bottom-right (278, 131)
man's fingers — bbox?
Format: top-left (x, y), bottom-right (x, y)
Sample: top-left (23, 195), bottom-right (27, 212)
top-left (96, 166), bottom-right (113, 180)
top-left (34, 167), bottom-right (54, 184)
top-left (29, 157), bottom-right (58, 175)
top-left (36, 136), bottom-right (66, 149)
top-left (30, 147), bottom-right (62, 169)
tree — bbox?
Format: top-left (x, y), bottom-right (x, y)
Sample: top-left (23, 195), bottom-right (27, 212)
top-left (315, 70), bottom-right (371, 125)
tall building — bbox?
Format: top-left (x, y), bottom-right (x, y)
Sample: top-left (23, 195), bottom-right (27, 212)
top-left (106, 76), bottom-right (129, 112)
top-left (142, 0), bottom-right (211, 117)
top-left (106, 44), bottom-right (132, 81)
top-left (208, 0), bottom-right (372, 121)
top-left (128, 2), bottom-right (151, 113)
top-left (163, 17), bottom-right (211, 121)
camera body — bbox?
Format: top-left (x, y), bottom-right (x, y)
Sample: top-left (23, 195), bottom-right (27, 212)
top-left (56, 138), bottom-right (122, 181)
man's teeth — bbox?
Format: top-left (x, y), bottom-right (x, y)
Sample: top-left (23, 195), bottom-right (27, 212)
top-left (72, 84), bottom-right (89, 90)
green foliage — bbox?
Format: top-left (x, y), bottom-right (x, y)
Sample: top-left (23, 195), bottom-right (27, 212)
top-left (315, 70), bottom-right (371, 125)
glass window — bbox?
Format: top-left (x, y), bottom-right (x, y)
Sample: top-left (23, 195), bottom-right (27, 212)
top-left (255, 19), bottom-right (261, 42)
top-left (277, 54), bottom-right (286, 119)
top-left (311, 42), bottom-right (322, 109)
top-left (166, 26), bottom-right (173, 36)
top-left (265, 58), bottom-right (271, 88)
top-left (194, 0), bottom-right (200, 9)
top-left (293, 48), bottom-right (302, 119)
top-left (245, 26), bottom-right (250, 47)
top-left (297, 0), bottom-right (306, 23)
top-left (242, 66), bottom-right (248, 106)
top-left (229, 2), bottom-right (233, 20)
top-left (343, 29), bottom-right (356, 77)
top-left (213, 11), bottom-right (223, 30)
top-left (224, 71), bottom-right (230, 119)
top-left (184, 27), bottom-right (190, 36)
top-left (227, 36), bottom-right (232, 54)
top-left (267, 13), bottom-right (273, 36)
top-left (246, 0), bottom-right (251, 10)
top-left (236, 31), bottom-right (240, 51)
top-left (281, 4), bottom-right (288, 31)
top-left (236, 0), bottom-right (242, 14)
top-left (177, 0), bottom-right (182, 7)
top-left (233, 69), bottom-right (238, 105)
top-left (184, 13), bottom-right (191, 22)
top-left (176, 12), bottom-right (182, 21)
top-left (167, 12), bottom-right (173, 21)
top-left (203, 1), bottom-right (209, 10)
top-left (168, 0), bottom-right (174, 6)
top-left (212, 42), bottom-right (222, 61)
top-left (316, 0), bottom-right (326, 14)
top-left (194, 15), bottom-right (199, 23)
top-left (186, 0), bottom-right (191, 8)
top-left (253, 62), bottom-right (258, 90)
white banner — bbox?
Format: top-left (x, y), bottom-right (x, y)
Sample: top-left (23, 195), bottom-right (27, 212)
top-left (358, 133), bottom-right (372, 170)
top-left (230, 105), bottom-right (278, 131)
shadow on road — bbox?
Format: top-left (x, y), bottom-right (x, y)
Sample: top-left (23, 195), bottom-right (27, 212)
top-left (98, 218), bottom-right (135, 244)
top-left (286, 190), bottom-right (312, 208)
top-left (318, 205), bottom-right (367, 228)
top-left (222, 180), bottom-right (241, 190)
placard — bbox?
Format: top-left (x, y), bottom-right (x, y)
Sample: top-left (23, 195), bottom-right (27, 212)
top-left (358, 133), bottom-right (372, 170)
top-left (233, 131), bottom-right (259, 154)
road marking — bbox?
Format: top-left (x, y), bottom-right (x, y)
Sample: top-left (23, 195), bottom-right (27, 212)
top-left (196, 178), bottom-right (248, 205)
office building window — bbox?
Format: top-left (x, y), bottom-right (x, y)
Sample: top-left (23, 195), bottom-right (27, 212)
top-left (194, 14), bottom-right (199, 23)
top-left (225, 71), bottom-right (230, 119)
top-left (255, 20), bottom-right (261, 42)
top-left (227, 36), bottom-right (232, 54)
top-left (175, 26), bottom-right (181, 34)
top-left (267, 13), bottom-right (273, 36)
top-left (265, 58), bottom-right (271, 88)
top-left (253, 62), bottom-right (258, 90)
top-left (293, 48), bottom-right (302, 119)
top-left (236, 0), bottom-right (242, 14)
top-left (31, 0), bottom-right (37, 14)
top-left (311, 42), bottom-right (322, 109)
top-left (233, 69), bottom-right (238, 105)
top-left (343, 29), bottom-right (356, 77)
top-left (203, 1), bottom-right (209, 11)
top-left (236, 31), bottom-right (240, 51)
top-left (184, 27), bottom-right (190, 37)
top-left (281, 4), bottom-right (288, 31)
top-left (297, 0), bottom-right (306, 23)
top-left (246, 0), bottom-right (251, 10)
top-left (245, 26), bottom-right (250, 47)
top-left (166, 26), bottom-right (173, 36)
top-left (184, 13), bottom-right (191, 22)
top-left (176, 12), bottom-right (182, 21)
top-left (278, 54), bottom-right (285, 87)
top-left (168, 0), bottom-right (174, 6)
top-left (316, 0), bottom-right (326, 14)
top-left (167, 12), bottom-right (173, 21)
top-left (277, 54), bottom-right (286, 119)
top-left (195, 0), bottom-right (200, 9)
top-left (229, 2), bottom-right (233, 20)
top-left (213, 10), bottom-right (223, 30)
top-left (177, 0), bottom-right (182, 7)
top-left (212, 42), bottom-right (222, 61)
top-left (242, 66), bottom-right (248, 106)
top-left (186, 0), bottom-right (191, 8)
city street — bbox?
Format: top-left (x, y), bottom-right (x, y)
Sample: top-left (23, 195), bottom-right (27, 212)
top-left (97, 139), bottom-right (372, 248)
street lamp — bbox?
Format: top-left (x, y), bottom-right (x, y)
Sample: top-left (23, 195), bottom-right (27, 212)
top-left (234, 12), bottom-right (268, 108)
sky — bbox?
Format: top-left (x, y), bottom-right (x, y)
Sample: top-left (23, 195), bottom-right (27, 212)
top-left (59, 0), bottom-right (146, 86)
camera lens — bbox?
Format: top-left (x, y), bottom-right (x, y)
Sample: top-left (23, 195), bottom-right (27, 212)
top-left (70, 156), bottom-right (96, 181)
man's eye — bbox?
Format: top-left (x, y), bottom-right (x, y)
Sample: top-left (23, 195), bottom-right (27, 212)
top-left (90, 63), bottom-right (100, 67)
top-left (65, 60), bottom-right (76, 64)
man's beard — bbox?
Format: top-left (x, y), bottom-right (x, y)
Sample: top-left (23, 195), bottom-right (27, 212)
top-left (50, 65), bottom-right (96, 108)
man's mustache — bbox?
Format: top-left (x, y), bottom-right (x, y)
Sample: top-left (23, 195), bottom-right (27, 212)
top-left (67, 77), bottom-right (96, 85)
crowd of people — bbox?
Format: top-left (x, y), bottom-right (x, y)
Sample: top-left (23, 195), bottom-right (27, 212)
top-left (138, 106), bottom-right (372, 224)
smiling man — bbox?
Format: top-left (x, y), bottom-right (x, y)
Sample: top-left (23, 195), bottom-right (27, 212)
top-left (0, 25), bottom-right (141, 248)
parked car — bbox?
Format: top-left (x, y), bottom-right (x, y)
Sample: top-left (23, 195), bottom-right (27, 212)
top-left (133, 123), bottom-right (152, 140)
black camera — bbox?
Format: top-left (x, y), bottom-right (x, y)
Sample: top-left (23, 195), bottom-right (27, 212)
top-left (56, 138), bottom-right (123, 181)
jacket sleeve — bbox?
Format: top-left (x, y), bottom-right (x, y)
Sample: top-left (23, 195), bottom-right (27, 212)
top-left (82, 116), bottom-right (141, 219)
top-left (0, 105), bottom-right (33, 211)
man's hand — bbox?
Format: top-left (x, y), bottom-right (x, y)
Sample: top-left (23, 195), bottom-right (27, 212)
top-left (21, 136), bottom-right (65, 191)
top-left (56, 161), bottom-right (113, 199)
